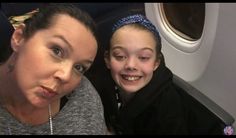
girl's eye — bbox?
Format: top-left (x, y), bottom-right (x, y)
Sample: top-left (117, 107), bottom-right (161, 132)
top-left (139, 56), bottom-right (150, 61)
top-left (114, 55), bottom-right (126, 61)
top-left (52, 46), bottom-right (63, 58)
top-left (74, 64), bottom-right (86, 74)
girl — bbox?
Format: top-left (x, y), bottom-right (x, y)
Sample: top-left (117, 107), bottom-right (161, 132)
top-left (102, 14), bottom-right (187, 134)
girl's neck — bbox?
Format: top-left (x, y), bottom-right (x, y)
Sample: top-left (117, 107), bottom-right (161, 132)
top-left (118, 89), bottom-right (136, 106)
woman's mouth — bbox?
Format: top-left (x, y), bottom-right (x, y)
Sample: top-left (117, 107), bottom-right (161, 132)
top-left (41, 86), bottom-right (58, 98)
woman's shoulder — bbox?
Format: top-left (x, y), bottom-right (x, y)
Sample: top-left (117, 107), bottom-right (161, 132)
top-left (71, 76), bottom-right (102, 104)
top-left (62, 76), bottom-right (104, 117)
top-left (74, 76), bottom-right (97, 94)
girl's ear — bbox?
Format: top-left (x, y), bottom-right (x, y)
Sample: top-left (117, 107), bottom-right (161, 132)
top-left (104, 51), bottom-right (111, 69)
top-left (11, 24), bottom-right (25, 52)
top-left (154, 59), bottom-right (160, 71)
top-left (154, 53), bottom-right (162, 71)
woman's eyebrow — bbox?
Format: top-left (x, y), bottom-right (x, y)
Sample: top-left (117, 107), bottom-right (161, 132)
top-left (53, 35), bottom-right (94, 65)
top-left (53, 35), bottom-right (73, 52)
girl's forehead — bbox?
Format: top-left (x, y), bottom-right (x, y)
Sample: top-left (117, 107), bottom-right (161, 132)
top-left (112, 26), bottom-right (156, 43)
top-left (110, 25), bottom-right (157, 53)
top-left (111, 39), bottom-right (156, 54)
top-left (113, 25), bottom-right (155, 38)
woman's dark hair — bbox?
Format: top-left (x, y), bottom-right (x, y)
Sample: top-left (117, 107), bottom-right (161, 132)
top-left (23, 3), bottom-right (97, 41)
top-left (1, 3), bottom-right (97, 63)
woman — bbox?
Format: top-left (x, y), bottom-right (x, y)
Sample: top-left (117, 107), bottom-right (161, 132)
top-left (0, 4), bottom-right (107, 135)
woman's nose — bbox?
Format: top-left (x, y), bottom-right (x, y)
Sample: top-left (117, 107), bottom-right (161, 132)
top-left (54, 65), bottom-right (72, 83)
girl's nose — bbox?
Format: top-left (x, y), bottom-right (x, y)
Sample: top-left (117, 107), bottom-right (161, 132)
top-left (124, 57), bottom-right (137, 71)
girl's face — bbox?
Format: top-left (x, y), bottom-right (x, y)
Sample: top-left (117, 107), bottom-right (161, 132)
top-left (105, 26), bottom-right (160, 93)
top-left (11, 15), bottom-right (97, 107)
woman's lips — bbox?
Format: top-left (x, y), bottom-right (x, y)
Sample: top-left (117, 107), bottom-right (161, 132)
top-left (41, 86), bottom-right (58, 98)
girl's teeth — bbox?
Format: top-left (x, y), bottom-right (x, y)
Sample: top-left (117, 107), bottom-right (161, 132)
top-left (125, 76), bottom-right (139, 81)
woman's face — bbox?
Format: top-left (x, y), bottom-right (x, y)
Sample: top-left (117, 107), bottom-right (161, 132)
top-left (105, 26), bottom-right (159, 93)
top-left (11, 15), bottom-right (97, 107)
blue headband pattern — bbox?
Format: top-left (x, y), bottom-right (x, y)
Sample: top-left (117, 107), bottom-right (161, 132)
top-left (112, 14), bottom-right (161, 51)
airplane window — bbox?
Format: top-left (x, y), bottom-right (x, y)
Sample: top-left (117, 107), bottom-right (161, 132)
top-left (161, 3), bottom-right (205, 41)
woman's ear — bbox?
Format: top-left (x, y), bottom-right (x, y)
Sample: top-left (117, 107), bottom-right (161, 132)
top-left (11, 24), bottom-right (25, 52)
top-left (104, 51), bottom-right (111, 69)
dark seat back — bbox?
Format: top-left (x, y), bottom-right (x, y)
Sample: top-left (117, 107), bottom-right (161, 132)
top-left (0, 3), bottom-right (45, 63)
top-left (0, 9), bottom-right (14, 62)
top-left (173, 75), bottom-right (234, 135)
top-left (1, 3), bottom-right (45, 17)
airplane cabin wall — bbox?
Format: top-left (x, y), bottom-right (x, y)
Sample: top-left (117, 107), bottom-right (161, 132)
top-left (191, 3), bottom-right (236, 133)
top-left (145, 3), bottom-right (236, 133)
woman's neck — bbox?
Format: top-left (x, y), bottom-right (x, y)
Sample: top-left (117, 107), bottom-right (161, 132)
top-left (1, 96), bottom-right (60, 125)
top-left (0, 62), bottom-right (24, 109)
top-left (0, 63), bottom-right (60, 125)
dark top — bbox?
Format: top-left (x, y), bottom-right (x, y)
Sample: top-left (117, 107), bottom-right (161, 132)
top-left (104, 57), bottom-right (187, 134)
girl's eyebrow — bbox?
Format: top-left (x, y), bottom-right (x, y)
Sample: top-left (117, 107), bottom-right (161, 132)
top-left (111, 46), bottom-right (154, 53)
top-left (111, 46), bottom-right (124, 51)
top-left (140, 48), bottom-right (154, 53)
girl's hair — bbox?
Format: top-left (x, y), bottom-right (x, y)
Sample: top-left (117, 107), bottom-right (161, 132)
top-left (109, 14), bottom-right (162, 60)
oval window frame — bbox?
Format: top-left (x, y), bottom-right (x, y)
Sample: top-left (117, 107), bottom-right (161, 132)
top-left (152, 3), bottom-right (205, 53)
top-left (145, 3), bottom-right (220, 81)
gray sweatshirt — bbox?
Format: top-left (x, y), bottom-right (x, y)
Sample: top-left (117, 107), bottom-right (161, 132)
top-left (0, 76), bottom-right (107, 135)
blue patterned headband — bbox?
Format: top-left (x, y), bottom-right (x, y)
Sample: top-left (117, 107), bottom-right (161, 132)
top-left (112, 14), bottom-right (161, 51)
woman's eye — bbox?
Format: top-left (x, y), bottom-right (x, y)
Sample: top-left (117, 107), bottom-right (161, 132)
top-left (52, 46), bottom-right (63, 58)
top-left (74, 64), bottom-right (86, 74)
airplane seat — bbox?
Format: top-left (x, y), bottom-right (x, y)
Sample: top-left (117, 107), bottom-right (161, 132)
top-left (0, 9), bottom-right (14, 63)
top-left (174, 83), bottom-right (224, 134)
top-left (173, 75), bottom-right (235, 135)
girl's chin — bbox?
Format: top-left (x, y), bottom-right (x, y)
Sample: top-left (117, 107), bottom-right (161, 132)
top-left (122, 86), bottom-right (141, 93)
